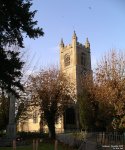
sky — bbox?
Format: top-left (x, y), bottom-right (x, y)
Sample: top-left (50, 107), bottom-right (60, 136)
top-left (24, 0), bottom-right (125, 71)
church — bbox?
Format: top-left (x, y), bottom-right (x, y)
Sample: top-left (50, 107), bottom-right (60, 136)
top-left (18, 32), bottom-right (92, 132)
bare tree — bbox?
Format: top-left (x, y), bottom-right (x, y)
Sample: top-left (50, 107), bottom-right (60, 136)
top-left (94, 50), bottom-right (125, 130)
top-left (79, 50), bottom-right (125, 131)
top-left (27, 67), bottom-right (75, 139)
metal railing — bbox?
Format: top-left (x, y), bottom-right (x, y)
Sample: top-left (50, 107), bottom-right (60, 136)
top-left (96, 132), bottom-right (125, 146)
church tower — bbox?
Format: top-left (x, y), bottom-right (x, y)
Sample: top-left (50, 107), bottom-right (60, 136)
top-left (60, 32), bottom-right (92, 130)
top-left (60, 31), bottom-right (92, 96)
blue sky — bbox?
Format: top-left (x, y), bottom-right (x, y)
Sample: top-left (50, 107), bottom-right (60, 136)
top-left (24, 0), bottom-right (125, 71)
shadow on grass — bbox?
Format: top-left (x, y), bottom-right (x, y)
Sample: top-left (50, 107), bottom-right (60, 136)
top-left (0, 141), bottom-right (75, 150)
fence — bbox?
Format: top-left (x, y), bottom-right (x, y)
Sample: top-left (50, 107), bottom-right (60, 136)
top-left (57, 131), bottom-right (125, 149)
top-left (96, 132), bottom-right (125, 146)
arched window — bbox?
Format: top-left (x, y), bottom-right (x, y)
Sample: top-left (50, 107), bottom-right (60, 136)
top-left (64, 54), bottom-right (70, 67)
top-left (65, 107), bottom-right (75, 124)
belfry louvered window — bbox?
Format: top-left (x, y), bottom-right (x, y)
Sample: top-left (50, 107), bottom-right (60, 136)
top-left (81, 53), bottom-right (86, 66)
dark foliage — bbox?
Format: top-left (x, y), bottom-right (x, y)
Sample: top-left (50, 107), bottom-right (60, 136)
top-left (0, 93), bottom-right (9, 130)
top-left (0, 0), bottom-right (44, 48)
top-left (0, 49), bottom-right (24, 96)
top-left (0, 0), bottom-right (44, 95)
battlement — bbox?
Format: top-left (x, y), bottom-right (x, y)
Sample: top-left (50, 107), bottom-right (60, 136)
top-left (60, 32), bottom-right (90, 52)
top-left (76, 42), bottom-right (85, 49)
top-left (63, 44), bottom-right (72, 49)
top-left (61, 40), bottom-right (89, 51)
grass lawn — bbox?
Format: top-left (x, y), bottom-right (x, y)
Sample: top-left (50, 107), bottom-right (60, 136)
top-left (0, 141), bottom-right (74, 150)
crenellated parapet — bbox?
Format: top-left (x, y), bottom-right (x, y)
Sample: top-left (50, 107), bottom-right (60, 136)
top-left (64, 44), bottom-right (72, 49)
top-left (60, 32), bottom-right (90, 53)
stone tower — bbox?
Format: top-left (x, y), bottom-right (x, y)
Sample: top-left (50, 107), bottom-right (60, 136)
top-left (60, 31), bottom-right (92, 130)
top-left (60, 31), bottom-right (91, 96)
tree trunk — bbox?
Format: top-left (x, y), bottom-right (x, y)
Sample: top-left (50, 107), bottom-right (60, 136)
top-left (47, 119), bottom-right (56, 139)
top-left (40, 115), bottom-right (44, 132)
top-left (48, 123), bottom-right (56, 139)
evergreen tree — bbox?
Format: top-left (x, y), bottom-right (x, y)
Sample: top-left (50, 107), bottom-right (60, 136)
top-left (0, 90), bottom-right (9, 131)
top-left (0, 50), bottom-right (24, 96)
top-left (0, 0), bottom-right (44, 48)
top-left (0, 0), bottom-right (44, 95)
